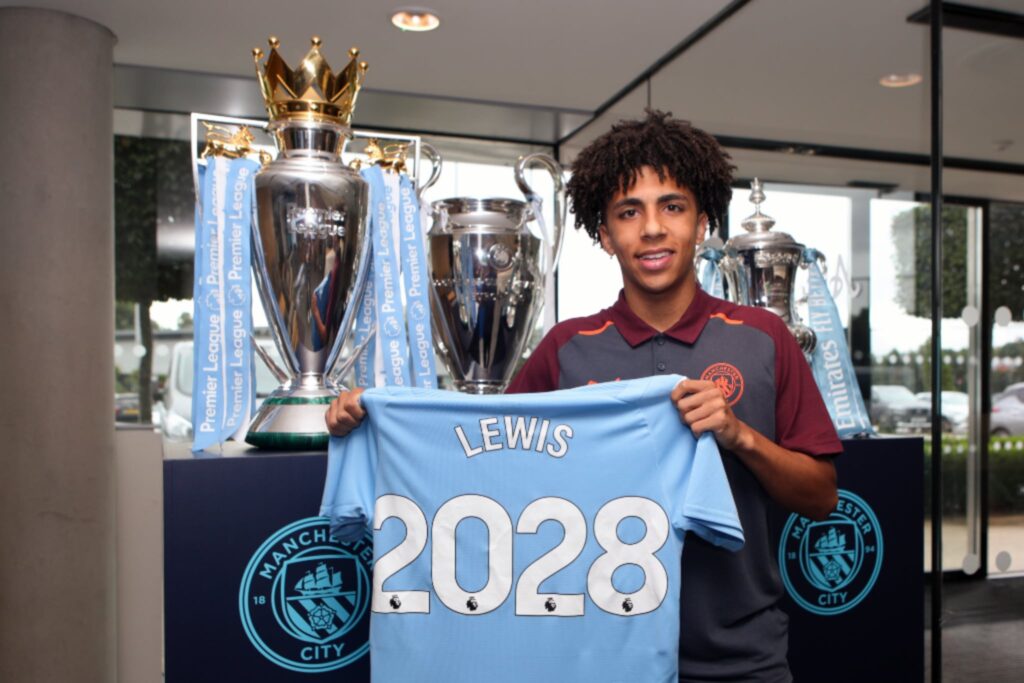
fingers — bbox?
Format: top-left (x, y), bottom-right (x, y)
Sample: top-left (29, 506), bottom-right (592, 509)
top-left (674, 387), bottom-right (727, 416)
top-left (679, 400), bottom-right (722, 427)
top-left (672, 379), bottom-right (731, 435)
top-left (670, 378), bottom-right (719, 403)
top-left (345, 387), bottom-right (366, 420)
top-left (325, 388), bottom-right (366, 437)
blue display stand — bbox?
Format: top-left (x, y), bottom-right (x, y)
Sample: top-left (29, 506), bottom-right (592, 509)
top-left (164, 450), bottom-right (371, 682)
top-left (772, 436), bottom-right (925, 683)
top-left (164, 437), bottom-right (924, 682)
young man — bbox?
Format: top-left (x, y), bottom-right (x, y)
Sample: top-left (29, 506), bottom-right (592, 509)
top-left (326, 110), bottom-right (842, 681)
top-left (504, 110), bottom-right (841, 682)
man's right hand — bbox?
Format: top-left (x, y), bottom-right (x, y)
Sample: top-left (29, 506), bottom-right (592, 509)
top-left (325, 388), bottom-right (366, 437)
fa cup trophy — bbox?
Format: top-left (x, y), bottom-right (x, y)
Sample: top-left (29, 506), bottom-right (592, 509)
top-left (428, 154), bottom-right (565, 393)
top-left (719, 179), bottom-right (816, 353)
top-left (246, 37), bottom-right (370, 449)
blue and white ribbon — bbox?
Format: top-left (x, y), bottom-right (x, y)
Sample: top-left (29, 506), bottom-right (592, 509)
top-left (192, 156), bottom-right (259, 451)
top-left (355, 165), bottom-right (441, 388)
top-left (398, 174), bottom-right (438, 388)
top-left (698, 246), bottom-right (725, 299)
top-left (804, 248), bottom-right (873, 437)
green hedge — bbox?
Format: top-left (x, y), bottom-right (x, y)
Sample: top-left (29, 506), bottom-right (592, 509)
top-left (921, 436), bottom-right (1024, 515)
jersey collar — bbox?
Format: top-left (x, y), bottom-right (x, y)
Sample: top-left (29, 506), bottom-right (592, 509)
top-left (609, 287), bottom-right (715, 347)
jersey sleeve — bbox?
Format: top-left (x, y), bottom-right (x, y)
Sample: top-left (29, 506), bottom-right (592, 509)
top-left (320, 416), bottom-right (378, 542)
top-left (644, 383), bottom-right (744, 551)
top-left (679, 433), bottom-right (744, 550)
top-left (772, 317), bottom-right (844, 456)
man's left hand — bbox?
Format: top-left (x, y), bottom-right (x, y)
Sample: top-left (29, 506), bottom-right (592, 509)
top-left (671, 378), bottom-right (751, 452)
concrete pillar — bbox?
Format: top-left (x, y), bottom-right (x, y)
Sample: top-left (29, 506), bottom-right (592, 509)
top-left (0, 8), bottom-right (117, 682)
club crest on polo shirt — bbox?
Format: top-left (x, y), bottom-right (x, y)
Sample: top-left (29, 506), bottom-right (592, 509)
top-left (701, 362), bottom-right (744, 406)
top-left (778, 490), bottom-right (883, 616)
top-left (239, 517), bottom-right (371, 672)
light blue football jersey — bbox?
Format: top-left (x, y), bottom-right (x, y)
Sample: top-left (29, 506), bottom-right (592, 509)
top-left (321, 374), bottom-right (744, 683)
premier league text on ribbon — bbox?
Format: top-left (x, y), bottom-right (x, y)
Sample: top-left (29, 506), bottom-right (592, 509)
top-left (375, 170), bottom-right (410, 386)
top-left (355, 164), bottom-right (436, 389)
top-left (398, 176), bottom-right (437, 388)
top-left (193, 157), bottom-right (258, 450)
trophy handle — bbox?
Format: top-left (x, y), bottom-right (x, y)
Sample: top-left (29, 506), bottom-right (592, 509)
top-left (514, 153), bottom-right (567, 273)
top-left (323, 215), bottom-right (375, 378)
top-left (417, 142), bottom-right (443, 199)
top-left (327, 322), bottom-right (377, 389)
top-left (251, 336), bottom-right (290, 384)
top-left (251, 218), bottom-right (301, 378)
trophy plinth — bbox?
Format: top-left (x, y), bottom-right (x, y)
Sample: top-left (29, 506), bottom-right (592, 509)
top-left (720, 179), bottom-right (816, 354)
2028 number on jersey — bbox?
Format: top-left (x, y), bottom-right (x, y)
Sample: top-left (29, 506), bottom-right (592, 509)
top-left (372, 494), bottom-right (669, 617)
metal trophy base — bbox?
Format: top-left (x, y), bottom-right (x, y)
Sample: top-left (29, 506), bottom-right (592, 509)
top-left (453, 380), bottom-right (506, 395)
top-left (245, 386), bottom-right (335, 451)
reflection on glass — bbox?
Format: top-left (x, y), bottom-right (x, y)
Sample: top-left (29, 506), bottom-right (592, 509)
top-left (871, 200), bottom-right (980, 573)
top-left (988, 201), bottom-right (1024, 575)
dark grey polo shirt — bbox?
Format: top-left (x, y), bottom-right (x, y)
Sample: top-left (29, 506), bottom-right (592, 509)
top-left (507, 287), bottom-right (842, 683)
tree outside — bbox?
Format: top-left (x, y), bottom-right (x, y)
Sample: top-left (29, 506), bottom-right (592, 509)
top-left (114, 135), bottom-right (194, 422)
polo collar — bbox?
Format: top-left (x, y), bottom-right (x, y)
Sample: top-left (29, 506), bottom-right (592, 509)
top-left (609, 287), bottom-right (715, 347)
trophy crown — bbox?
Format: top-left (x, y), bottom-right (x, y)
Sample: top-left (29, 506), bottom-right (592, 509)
top-left (364, 138), bottom-right (410, 173)
top-left (741, 178), bottom-right (776, 233)
top-left (253, 36), bottom-right (368, 126)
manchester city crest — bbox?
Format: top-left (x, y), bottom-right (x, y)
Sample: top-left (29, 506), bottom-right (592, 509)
top-left (240, 517), bottom-right (372, 673)
top-left (779, 490), bottom-right (883, 616)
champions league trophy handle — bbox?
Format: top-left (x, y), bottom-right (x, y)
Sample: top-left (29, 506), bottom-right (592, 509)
top-left (417, 142), bottom-right (442, 198)
top-left (514, 153), bottom-right (566, 273)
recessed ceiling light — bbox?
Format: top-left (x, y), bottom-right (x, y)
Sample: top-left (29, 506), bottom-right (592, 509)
top-left (391, 7), bottom-right (440, 32)
top-left (879, 73), bottom-right (922, 88)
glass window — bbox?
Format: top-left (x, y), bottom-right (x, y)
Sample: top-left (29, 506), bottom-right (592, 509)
top-left (988, 200), bottom-right (1024, 575)
top-left (113, 108), bottom-right (554, 427)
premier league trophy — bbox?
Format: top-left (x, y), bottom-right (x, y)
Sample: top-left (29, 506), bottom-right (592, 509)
top-left (245, 37), bottom-right (371, 449)
top-left (719, 179), bottom-right (816, 354)
top-left (428, 154), bottom-right (565, 393)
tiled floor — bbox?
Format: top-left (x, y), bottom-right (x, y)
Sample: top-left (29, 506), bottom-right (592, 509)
top-left (925, 577), bottom-right (1024, 682)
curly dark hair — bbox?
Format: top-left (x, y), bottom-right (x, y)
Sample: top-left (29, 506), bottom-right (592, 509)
top-left (566, 109), bottom-right (735, 242)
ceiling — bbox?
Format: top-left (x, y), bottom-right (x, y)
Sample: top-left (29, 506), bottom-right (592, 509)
top-left (560, 0), bottom-right (1024, 199)
top-left (5, 0), bottom-right (727, 111)
top-left (4, 0), bottom-right (1023, 200)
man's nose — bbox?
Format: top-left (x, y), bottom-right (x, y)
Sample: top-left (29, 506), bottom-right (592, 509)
top-left (642, 211), bottom-right (666, 238)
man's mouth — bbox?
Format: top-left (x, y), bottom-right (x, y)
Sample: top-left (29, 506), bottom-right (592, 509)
top-left (637, 250), bottom-right (673, 269)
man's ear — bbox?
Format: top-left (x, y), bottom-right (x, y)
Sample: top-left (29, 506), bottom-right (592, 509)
top-left (598, 224), bottom-right (615, 255)
top-left (697, 214), bottom-right (709, 245)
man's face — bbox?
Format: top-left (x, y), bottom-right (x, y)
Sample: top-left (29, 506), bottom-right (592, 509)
top-left (598, 166), bottom-right (707, 302)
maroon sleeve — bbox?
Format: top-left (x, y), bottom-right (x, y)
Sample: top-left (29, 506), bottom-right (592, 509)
top-left (505, 330), bottom-right (560, 394)
top-left (772, 317), bottom-right (844, 457)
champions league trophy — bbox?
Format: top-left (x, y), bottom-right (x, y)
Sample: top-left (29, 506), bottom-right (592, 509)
top-left (428, 154), bottom-right (565, 394)
top-left (245, 37), bottom-right (371, 449)
top-left (719, 179), bottom-right (816, 354)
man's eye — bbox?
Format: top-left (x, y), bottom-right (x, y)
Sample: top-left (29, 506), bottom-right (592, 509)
top-left (619, 208), bottom-right (637, 219)
top-left (665, 203), bottom-right (686, 213)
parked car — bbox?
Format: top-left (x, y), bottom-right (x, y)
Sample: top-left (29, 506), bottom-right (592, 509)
top-left (914, 391), bottom-right (968, 434)
top-left (160, 341), bottom-right (283, 441)
top-left (991, 385), bottom-right (1024, 436)
top-left (871, 385), bottom-right (930, 433)
top-left (114, 393), bottom-right (142, 422)
top-left (115, 391), bottom-right (162, 426)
